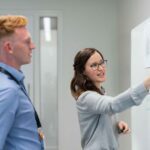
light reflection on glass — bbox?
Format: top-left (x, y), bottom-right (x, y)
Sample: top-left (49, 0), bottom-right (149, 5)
top-left (40, 16), bottom-right (58, 150)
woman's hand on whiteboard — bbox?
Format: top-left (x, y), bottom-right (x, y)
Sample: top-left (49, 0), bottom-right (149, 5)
top-left (144, 76), bottom-right (150, 90)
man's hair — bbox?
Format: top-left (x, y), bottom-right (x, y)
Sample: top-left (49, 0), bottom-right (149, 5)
top-left (0, 15), bottom-right (28, 39)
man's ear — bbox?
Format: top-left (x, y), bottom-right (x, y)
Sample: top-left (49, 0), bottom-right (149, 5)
top-left (3, 41), bottom-right (13, 54)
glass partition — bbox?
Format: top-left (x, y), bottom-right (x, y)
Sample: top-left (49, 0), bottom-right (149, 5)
top-left (40, 16), bottom-right (58, 150)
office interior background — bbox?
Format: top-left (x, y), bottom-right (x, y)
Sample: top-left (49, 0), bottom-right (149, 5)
top-left (1, 0), bottom-right (150, 150)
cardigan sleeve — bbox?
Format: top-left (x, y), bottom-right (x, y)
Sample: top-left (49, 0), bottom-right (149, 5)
top-left (76, 83), bottom-right (148, 114)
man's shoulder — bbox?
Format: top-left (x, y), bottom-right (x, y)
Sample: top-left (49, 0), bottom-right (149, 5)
top-left (0, 73), bottom-right (19, 90)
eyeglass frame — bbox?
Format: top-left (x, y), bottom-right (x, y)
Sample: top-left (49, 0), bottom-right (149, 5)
top-left (90, 60), bottom-right (107, 70)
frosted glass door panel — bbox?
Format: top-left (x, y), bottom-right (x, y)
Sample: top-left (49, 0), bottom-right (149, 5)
top-left (40, 17), bottom-right (58, 150)
top-left (131, 18), bottom-right (150, 150)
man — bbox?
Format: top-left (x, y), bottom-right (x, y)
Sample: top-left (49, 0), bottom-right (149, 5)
top-left (0, 15), bottom-right (44, 149)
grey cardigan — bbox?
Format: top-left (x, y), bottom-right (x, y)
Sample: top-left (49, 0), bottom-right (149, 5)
top-left (76, 83), bottom-right (148, 150)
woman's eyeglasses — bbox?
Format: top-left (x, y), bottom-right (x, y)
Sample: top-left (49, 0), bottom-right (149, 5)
top-left (90, 60), bottom-right (107, 70)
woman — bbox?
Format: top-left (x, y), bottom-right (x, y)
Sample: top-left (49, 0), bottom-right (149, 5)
top-left (70, 48), bottom-right (150, 150)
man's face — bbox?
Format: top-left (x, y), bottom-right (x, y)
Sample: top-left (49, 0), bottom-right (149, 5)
top-left (11, 27), bottom-right (35, 68)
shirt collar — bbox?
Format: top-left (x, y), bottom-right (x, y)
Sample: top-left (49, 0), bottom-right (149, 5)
top-left (0, 62), bottom-right (25, 83)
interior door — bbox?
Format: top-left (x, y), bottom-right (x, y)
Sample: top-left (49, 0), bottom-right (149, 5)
top-left (0, 10), bottom-right (62, 150)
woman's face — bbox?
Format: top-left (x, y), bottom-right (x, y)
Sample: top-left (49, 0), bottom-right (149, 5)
top-left (84, 52), bottom-right (106, 88)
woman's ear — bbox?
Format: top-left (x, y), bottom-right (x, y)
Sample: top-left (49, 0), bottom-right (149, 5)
top-left (83, 68), bottom-right (87, 76)
top-left (82, 67), bottom-right (85, 74)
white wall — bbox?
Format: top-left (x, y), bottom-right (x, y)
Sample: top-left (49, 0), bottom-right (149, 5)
top-left (118, 0), bottom-right (150, 150)
top-left (0, 0), bottom-right (119, 150)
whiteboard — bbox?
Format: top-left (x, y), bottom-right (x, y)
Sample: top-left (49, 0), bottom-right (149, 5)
top-left (131, 18), bottom-right (150, 150)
